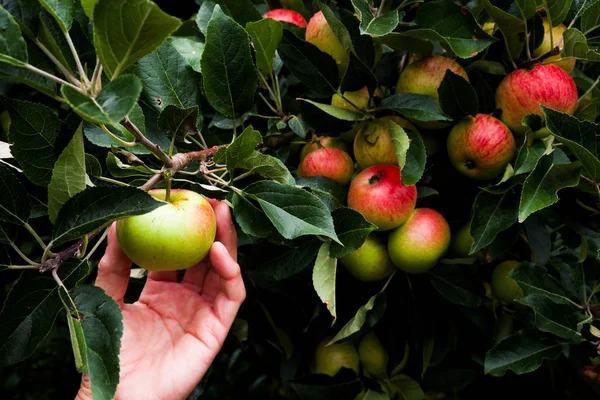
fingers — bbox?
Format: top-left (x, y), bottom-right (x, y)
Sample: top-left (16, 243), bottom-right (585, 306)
top-left (209, 242), bottom-right (246, 304)
top-left (213, 201), bottom-right (237, 262)
top-left (95, 224), bottom-right (131, 304)
top-left (180, 261), bottom-right (210, 292)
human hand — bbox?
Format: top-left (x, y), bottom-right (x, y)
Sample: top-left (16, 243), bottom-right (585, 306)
top-left (75, 200), bottom-right (245, 400)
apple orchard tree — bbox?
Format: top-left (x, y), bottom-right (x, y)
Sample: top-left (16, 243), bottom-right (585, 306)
top-left (1, 0), bottom-right (600, 399)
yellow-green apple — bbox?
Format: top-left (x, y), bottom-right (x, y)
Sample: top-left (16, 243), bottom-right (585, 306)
top-left (306, 11), bottom-right (349, 73)
top-left (491, 260), bottom-right (524, 303)
top-left (116, 189), bottom-right (217, 271)
top-left (297, 147), bottom-right (355, 185)
top-left (347, 164), bottom-right (417, 231)
top-left (263, 8), bottom-right (307, 27)
top-left (331, 86), bottom-right (382, 111)
top-left (449, 223), bottom-right (475, 257)
top-left (358, 332), bottom-right (388, 379)
top-left (531, 18), bottom-right (575, 73)
top-left (446, 114), bottom-right (516, 180)
top-left (313, 337), bottom-right (360, 376)
top-left (353, 116), bottom-right (421, 170)
top-left (495, 63), bottom-right (578, 135)
top-left (340, 232), bottom-right (395, 281)
top-left (387, 208), bottom-right (451, 274)
top-left (299, 135), bottom-right (350, 162)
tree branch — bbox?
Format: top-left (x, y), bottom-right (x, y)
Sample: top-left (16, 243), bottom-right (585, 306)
top-left (40, 231), bottom-right (101, 273)
top-left (120, 118), bottom-right (174, 167)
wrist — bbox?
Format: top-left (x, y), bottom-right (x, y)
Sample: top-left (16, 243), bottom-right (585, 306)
top-left (74, 374), bottom-right (93, 400)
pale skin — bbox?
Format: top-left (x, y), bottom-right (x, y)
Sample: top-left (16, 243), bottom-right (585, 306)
top-left (75, 200), bottom-right (246, 400)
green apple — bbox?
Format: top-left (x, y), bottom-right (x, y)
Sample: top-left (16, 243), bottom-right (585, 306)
top-left (387, 208), bottom-right (451, 274)
top-left (306, 11), bottom-right (349, 74)
top-left (358, 331), bottom-right (388, 379)
top-left (299, 136), bottom-right (350, 162)
top-left (340, 233), bottom-right (395, 282)
top-left (491, 260), bottom-right (524, 303)
top-left (449, 223), bottom-right (475, 258)
top-left (297, 147), bottom-right (355, 185)
top-left (116, 189), bottom-right (217, 271)
top-left (331, 86), bottom-right (381, 112)
top-left (531, 18), bottom-right (576, 73)
top-left (313, 337), bottom-right (360, 377)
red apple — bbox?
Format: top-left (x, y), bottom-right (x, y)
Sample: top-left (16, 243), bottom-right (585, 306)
top-left (531, 18), bottom-right (575, 73)
top-left (387, 208), bottom-right (451, 274)
top-left (263, 8), bottom-right (307, 27)
top-left (347, 164), bottom-right (417, 231)
top-left (306, 11), bottom-right (349, 73)
top-left (297, 147), bottom-right (355, 185)
top-left (299, 135), bottom-right (349, 162)
top-left (495, 63), bottom-right (578, 135)
top-left (446, 114), bottom-right (516, 180)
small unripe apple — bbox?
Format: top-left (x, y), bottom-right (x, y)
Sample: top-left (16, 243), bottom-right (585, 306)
top-left (491, 260), bottom-right (524, 303)
top-left (495, 63), bottom-right (578, 135)
top-left (340, 232), bottom-right (395, 282)
top-left (313, 337), bottom-right (360, 377)
top-left (358, 331), bottom-right (388, 379)
top-left (449, 223), bottom-right (475, 258)
top-left (531, 18), bottom-right (575, 73)
top-left (331, 86), bottom-right (381, 111)
top-left (116, 189), bottom-right (217, 271)
top-left (347, 165), bottom-right (417, 231)
top-left (297, 147), bottom-right (355, 185)
top-left (306, 11), bottom-right (349, 73)
top-left (263, 8), bottom-right (307, 27)
top-left (299, 136), bottom-right (349, 162)
top-left (387, 208), bottom-right (451, 274)
top-left (446, 114), bottom-right (516, 180)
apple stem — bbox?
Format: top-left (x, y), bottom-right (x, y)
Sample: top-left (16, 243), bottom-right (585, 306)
top-left (523, 46), bottom-right (561, 68)
top-left (165, 177), bottom-right (172, 203)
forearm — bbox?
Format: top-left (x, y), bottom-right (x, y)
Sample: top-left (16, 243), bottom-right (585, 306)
top-left (75, 375), bottom-right (93, 400)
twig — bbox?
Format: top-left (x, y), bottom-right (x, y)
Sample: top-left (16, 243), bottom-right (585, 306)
top-left (40, 231), bottom-right (101, 273)
top-left (120, 118), bottom-right (174, 167)
top-left (23, 63), bottom-right (82, 92)
top-left (140, 173), bottom-right (164, 191)
top-left (521, 46), bottom-right (561, 68)
top-left (31, 37), bottom-right (80, 86)
top-left (63, 30), bottom-right (90, 86)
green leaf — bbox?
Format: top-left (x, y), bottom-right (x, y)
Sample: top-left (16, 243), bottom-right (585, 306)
top-left (243, 180), bottom-right (340, 243)
top-left (351, 0), bottom-right (399, 37)
top-left (0, 260), bottom-right (91, 367)
top-left (69, 285), bottom-right (123, 400)
top-left (39, 0), bottom-right (75, 31)
top-left (62, 74), bottom-right (143, 125)
top-left (214, 125), bottom-right (261, 174)
top-left (195, 0), bottom-right (215, 36)
top-left (562, 28), bottom-right (600, 62)
top-left (524, 215), bottom-right (551, 266)
top-left (484, 331), bottom-right (562, 376)
top-left (313, 241), bottom-right (337, 320)
top-left (402, 129), bottom-right (426, 186)
top-left (52, 186), bottom-right (165, 245)
top-left (317, 0), bottom-right (353, 56)
top-left (0, 5), bottom-right (28, 66)
top-left (392, 374), bottom-right (425, 400)
top-left (329, 292), bottom-right (382, 344)
top-left (386, 118), bottom-right (410, 171)
top-left (80, 0), bottom-right (98, 19)
top-left (5, 98), bottom-right (59, 186)
top-left (470, 190), bottom-right (519, 253)
top-left (518, 295), bottom-right (583, 341)
top-left (215, 0), bottom-right (261, 27)
top-left (581, 0), bottom-right (600, 34)
top-left (169, 36), bottom-right (204, 74)
top-left (514, 139), bottom-right (549, 176)
top-left (201, 6), bottom-right (258, 119)
top-left (0, 42), bottom-right (57, 97)
top-left (93, 0), bottom-right (182, 78)
top-left (246, 18), bottom-right (282, 77)
top-left (105, 152), bottom-right (154, 178)
top-left (231, 193), bottom-right (274, 238)
top-left (378, 93), bottom-right (451, 122)
top-left (0, 0), bottom-right (40, 37)
top-left (480, 0), bottom-right (529, 59)
top-left (429, 265), bottom-right (483, 307)
top-left (138, 41), bottom-right (199, 112)
top-left (157, 105), bottom-right (199, 139)
top-left (542, 106), bottom-right (600, 181)
top-left (0, 163), bottom-right (29, 224)
top-left (401, 0), bottom-right (496, 58)
top-left (511, 262), bottom-right (574, 305)
top-left (289, 115), bottom-right (310, 139)
top-left (545, 0), bottom-right (574, 26)
top-left (298, 99), bottom-right (363, 121)
top-left (438, 70), bottom-right (478, 119)
top-left (329, 207), bottom-right (377, 259)
top-left (236, 151), bottom-right (295, 185)
top-left (85, 153), bottom-right (102, 178)
top-left (296, 176), bottom-right (346, 212)
top-left (518, 154), bottom-right (581, 222)
top-left (248, 240), bottom-right (322, 281)
top-left (47, 123), bottom-right (86, 224)
top-left (373, 33), bottom-right (434, 57)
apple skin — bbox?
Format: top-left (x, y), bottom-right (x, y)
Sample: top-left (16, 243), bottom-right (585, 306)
top-left (353, 116), bottom-right (420, 170)
top-left (340, 232), bottom-right (396, 282)
top-left (313, 337), bottom-right (360, 377)
top-left (446, 114), bottom-right (516, 180)
top-left (331, 86), bottom-right (381, 111)
top-left (306, 11), bottom-right (349, 73)
top-left (491, 260), bottom-right (524, 303)
top-left (263, 8), bottom-right (307, 27)
top-left (495, 63), bottom-right (578, 135)
top-left (297, 147), bottom-right (355, 185)
top-left (347, 165), bottom-right (417, 231)
top-left (116, 189), bottom-right (217, 271)
top-left (449, 223), bottom-right (475, 257)
top-left (300, 136), bottom-right (350, 162)
top-left (358, 332), bottom-right (388, 379)
top-left (531, 18), bottom-right (575, 73)
top-left (387, 208), bottom-right (451, 274)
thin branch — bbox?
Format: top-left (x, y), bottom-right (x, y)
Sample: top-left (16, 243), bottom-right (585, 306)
top-left (120, 118), bottom-right (174, 167)
top-left (40, 231), bottom-right (101, 273)
top-left (23, 63), bottom-right (82, 92)
top-left (140, 173), bottom-right (164, 191)
top-left (63, 30), bottom-right (90, 85)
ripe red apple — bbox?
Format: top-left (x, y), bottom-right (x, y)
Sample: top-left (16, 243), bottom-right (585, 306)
top-left (313, 337), bottom-right (360, 376)
top-left (446, 114), bottom-right (516, 180)
top-left (331, 86), bottom-right (381, 111)
top-left (306, 11), bottom-right (349, 73)
top-left (297, 147), bottom-right (355, 185)
top-left (339, 232), bottom-right (395, 282)
top-left (347, 164), bottom-right (417, 231)
top-left (495, 63), bottom-right (578, 135)
top-left (531, 18), bottom-right (575, 73)
top-left (387, 208), bottom-right (451, 274)
top-left (491, 260), bottom-right (524, 303)
top-left (116, 189), bottom-right (217, 271)
top-left (263, 8), bottom-right (307, 27)
top-left (299, 135), bottom-right (349, 162)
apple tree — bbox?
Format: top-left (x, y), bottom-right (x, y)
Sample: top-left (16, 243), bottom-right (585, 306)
top-left (1, 0), bottom-right (600, 399)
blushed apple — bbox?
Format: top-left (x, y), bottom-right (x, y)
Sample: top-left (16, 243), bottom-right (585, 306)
top-left (340, 232), bottom-right (395, 282)
top-left (263, 8), bottom-right (307, 27)
top-left (116, 189), bottom-right (217, 271)
top-left (446, 114), bottom-right (516, 180)
top-left (306, 11), bottom-right (349, 73)
top-left (297, 147), bottom-right (355, 185)
top-left (299, 135), bottom-right (349, 162)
